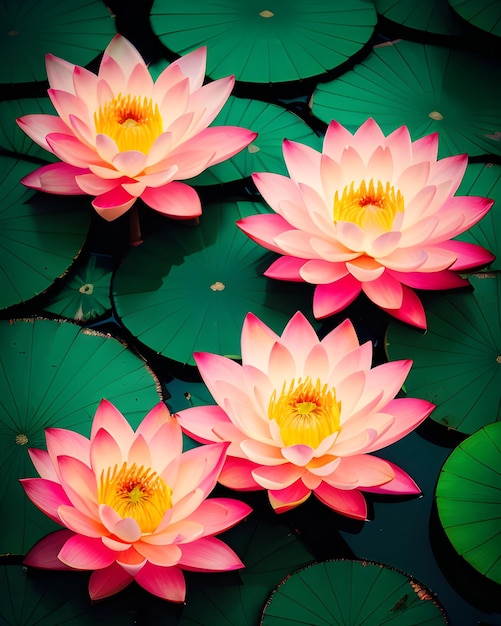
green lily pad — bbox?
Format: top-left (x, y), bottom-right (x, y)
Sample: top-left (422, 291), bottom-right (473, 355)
top-left (449, 0), bottom-right (501, 37)
top-left (179, 517), bottom-right (314, 625)
top-left (454, 163), bottom-right (501, 271)
top-left (375, 0), bottom-right (465, 36)
top-left (151, 0), bottom-right (377, 84)
top-left (261, 559), bottom-right (447, 625)
top-left (187, 97), bottom-right (321, 186)
top-left (0, 155), bottom-right (90, 312)
top-left (0, 0), bottom-right (116, 85)
top-left (112, 201), bottom-right (318, 367)
top-left (436, 421), bottom-right (501, 584)
top-left (0, 98), bottom-right (57, 161)
top-left (43, 253), bottom-right (114, 322)
top-left (0, 318), bottom-right (162, 555)
top-left (385, 274), bottom-right (501, 435)
top-left (311, 40), bottom-right (501, 158)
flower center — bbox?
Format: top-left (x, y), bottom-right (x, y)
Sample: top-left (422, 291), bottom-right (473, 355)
top-left (99, 462), bottom-right (172, 533)
top-left (334, 179), bottom-right (404, 231)
top-left (268, 377), bottom-right (341, 448)
top-left (94, 93), bottom-right (163, 153)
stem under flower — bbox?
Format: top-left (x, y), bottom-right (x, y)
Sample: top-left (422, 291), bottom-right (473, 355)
top-left (129, 204), bottom-right (143, 246)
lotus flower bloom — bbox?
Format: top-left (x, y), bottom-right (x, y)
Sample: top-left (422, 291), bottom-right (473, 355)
top-left (237, 119), bottom-right (494, 328)
top-left (20, 400), bottom-right (251, 602)
top-left (177, 312), bottom-right (435, 519)
top-left (17, 35), bottom-right (257, 222)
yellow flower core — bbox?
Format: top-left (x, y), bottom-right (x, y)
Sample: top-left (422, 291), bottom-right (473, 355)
top-left (334, 179), bottom-right (404, 231)
top-left (99, 462), bottom-right (172, 534)
top-left (268, 377), bottom-right (341, 448)
top-left (94, 93), bottom-right (163, 153)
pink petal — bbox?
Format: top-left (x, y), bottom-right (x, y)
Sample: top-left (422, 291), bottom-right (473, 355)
top-left (300, 259), bottom-right (350, 284)
top-left (252, 171), bottom-right (306, 217)
top-left (135, 542), bottom-right (182, 566)
top-left (438, 240), bottom-right (495, 271)
top-left (360, 360), bottom-right (412, 412)
top-left (313, 483), bottom-right (367, 520)
top-left (218, 457), bottom-right (263, 490)
top-left (240, 312), bottom-right (279, 368)
top-left (57, 505), bottom-right (106, 537)
top-left (28, 448), bottom-right (58, 482)
top-left (45, 53), bottom-right (76, 92)
top-left (46, 133), bottom-right (100, 168)
top-left (267, 341), bottom-right (296, 386)
top-left (172, 442), bottom-right (228, 505)
top-left (273, 229), bottom-right (323, 259)
top-left (72, 65), bottom-right (99, 111)
top-left (323, 119), bottom-right (356, 162)
top-left (98, 54), bottom-right (126, 96)
top-left (194, 351), bottom-right (244, 405)
top-left (89, 563), bottom-right (133, 600)
top-left (104, 35), bottom-right (146, 82)
top-left (320, 318), bottom-right (360, 365)
top-left (281, 444), bottom-right (315, 466)
top-left (312, 276), bottom-right (362, 319)
top-left (265, 256), bottom-right (307, 281)
top-left (127, 61), bottom-right (154, 98)
top-left (282, 139), bottom-right (322, 191)
top-left (57, 456), bottom-right (99, 519)
top-left (24, 529), bottom-right (75, 570)
top-left (141, 181), bottom-right (201, 217)
top-left (135, 563), bottom-right (186, 602)
top-left (388, 269), bottom-right (468, 290)
top-left (381, 285), bottom-right (427, 329)
top-left (184, 498), bottom-right (252, 536)
top-left (16, 114), bottom-right (71, 152)
top-left (90, 427), bottom-right (123, 479)
top-left (112, 150), bottom-right (147, 178)
top-left (281, 312), bottom-right (323, 369)
top-left (92, 186), bottom-right (136, 220)
top-left (330, 429), bottom-right (378, 457)
top-left (170, 46), bottom-right (207, 90)
top-left (48, 88), bottom-right (92, 129)
top-left (331, 455), bottom-right (395, 487)
top-left (58, 534), bottom-right (117, 569)
top-left (251, 463), bottom-right (304, 490)
top-left (177, 404), bottom-right (231, 444)
top-left (346, 258), bottom-right (385, 283)
top-left (268, 479), bottom-right (311, 513)
top-left (361, 271), bottom-right (403, 309)
top-left (362, 461), bottom-right (421, 494)
top-left (20, 478), bottom-right (71, 523)
top-left (46, 427), bottom-right (90, 469)
top-left (240, 439), bottom-right (285, 465)
top-left (127, 434), bottom-right (152, 470)
top-left (178, 537), bottom-right (244, 572)
top-left (21, 163), bottom-right (89, 195)
top-left (411, 131), bottom-right (438, 162)
top-left (364, 398), bottom-right (435, 452)
top-left (237, 213), bottom-right (294, 254)
top-left (90, 399), bottom-right (134, 452)
top-left (185, 76), bottom-right (236, 133)
top-left (76, 172), bottom-right (120, 196)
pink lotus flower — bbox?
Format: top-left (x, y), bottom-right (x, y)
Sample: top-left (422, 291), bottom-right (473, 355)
top-left (17, 35), bottom-right (256, 222)
top-left (237, 119), bottom-right (494, 328)
top-left (177, 312), bottom-right (435, 520)
top-left (20, 400), bottom-right (251, 602)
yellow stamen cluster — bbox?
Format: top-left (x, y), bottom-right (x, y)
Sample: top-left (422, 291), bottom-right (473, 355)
top-left (94, 93), bottom-right (163, 153)
top-left (334, 179), bottom-right (404, 231)
top-left (99, 462), bottom-right (172, 534)
top-left (268, 377), bottom-right (341, 448)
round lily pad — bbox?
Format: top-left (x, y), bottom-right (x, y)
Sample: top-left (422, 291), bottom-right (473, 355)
top-left (179, 517), bottom-right (314, 625)
top-left (385, 274), bottom-right (501, 435)
top-left (187, 97), bottom-right (321, 186)
top-left (436, 421), bottom-right (501, 584)
top-left (151, 0), bottom-right (377, 84)
top-left (0, 317), bottom-right (162, 555)
top-left (449, 0), bottom-right (501, 37)
top-left (454, 163), bottom-right (501, 271)
top-left (311, 40), bottom-right (501, 158)
top-left (0, 155), bottom-right (90, 312)
top-left (43, 253), bottom-right (114, 322)
top-left (0, 98), bottom-right (57, 161)
top-left (0, 0), bottom-right (116, 85)
top-left (375, 0), bottom-right (465, 36)
top-left (112, 201), bottom-right (318, 367)
top-left (261, 559), bottom-right (447, 625)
